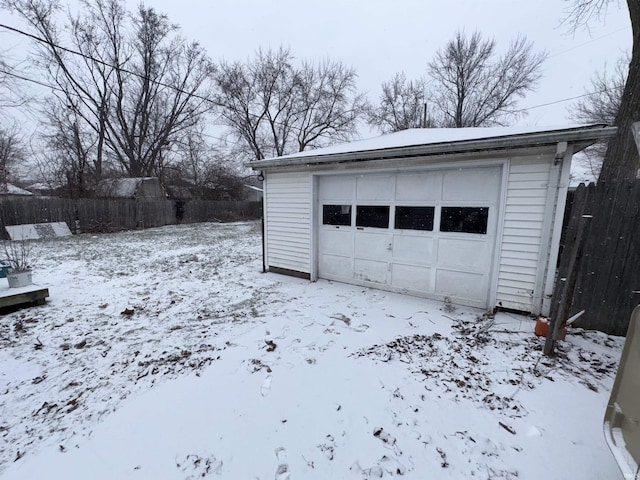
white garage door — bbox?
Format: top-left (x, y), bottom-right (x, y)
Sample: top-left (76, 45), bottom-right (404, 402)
top-left (318, 167), bottom-right (502, 308)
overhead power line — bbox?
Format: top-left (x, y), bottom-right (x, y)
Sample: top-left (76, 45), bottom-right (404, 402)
top-left (0, 22), bottom-right (217, 107)
top-left (2, 62), bottom-right (616, 123)
top-left (546, 26), bottom-right (630, 59)
top-left (0, 21), bottom-right (357, 145)
top-left (514, 91), bottom-right (611, 113)
top-left (0, 67), bottom-right (232, 144)
top-left (0, 20), bottom-right (625, 136)
top-left (0, 67), bottom-right (64, 92)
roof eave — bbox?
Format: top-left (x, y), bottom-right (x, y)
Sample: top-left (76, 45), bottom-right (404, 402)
top-left (248, 126), bottom-right (617, 170)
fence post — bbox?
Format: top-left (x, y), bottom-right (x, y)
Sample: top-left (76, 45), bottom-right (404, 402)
top-left (544, 215), bottom-right (591, 355)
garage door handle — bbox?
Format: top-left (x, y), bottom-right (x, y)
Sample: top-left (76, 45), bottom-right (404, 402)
top-left (387, 243), bottom-right (392, 251)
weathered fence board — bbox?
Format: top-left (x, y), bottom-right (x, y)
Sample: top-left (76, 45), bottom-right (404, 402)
top-left (183, 200), bottom-right (262, 223)
top-left (0, 197), bottom-right (262, 237)
top-left (551, 182), bottom-right (640, 335)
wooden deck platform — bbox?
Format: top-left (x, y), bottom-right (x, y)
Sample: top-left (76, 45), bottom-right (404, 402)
top-left (0, 284), bottom-right (49, 311)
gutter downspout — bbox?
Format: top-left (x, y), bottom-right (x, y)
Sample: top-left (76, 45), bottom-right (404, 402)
top-left (542, 144), bottom-right (573, 314)
top-left (259, 171), bottom-right (267, 273)
top-left (533, 141), bottom-right (573, 315)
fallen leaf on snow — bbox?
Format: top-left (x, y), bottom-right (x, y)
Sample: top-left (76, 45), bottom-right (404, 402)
top-left (265, 339), bottom-right (277, 352)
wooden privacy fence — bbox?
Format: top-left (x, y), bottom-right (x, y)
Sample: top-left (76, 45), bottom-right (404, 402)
top-left (550, 182), bottom-right (640, 336)
top-left (0, 197), bottom-right (262, 235)
top-left (182, 200), bottom-right (262, 224)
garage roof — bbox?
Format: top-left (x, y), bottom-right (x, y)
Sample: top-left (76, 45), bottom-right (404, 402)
top-left (248, 124), bottom-right (616, 170)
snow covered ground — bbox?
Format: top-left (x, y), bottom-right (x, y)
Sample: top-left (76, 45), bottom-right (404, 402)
top-left (0, 221), bottom-right (626, 479)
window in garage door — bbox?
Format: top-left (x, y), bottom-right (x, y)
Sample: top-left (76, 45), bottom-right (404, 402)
top-left (356, 206), bottom-right (390, 228)
top-left (323, 204), bottom-right (352, 226)
top-left (394, 206), bottom-right (435, 231)
top-left (440, 207), bottom-right (489, 234)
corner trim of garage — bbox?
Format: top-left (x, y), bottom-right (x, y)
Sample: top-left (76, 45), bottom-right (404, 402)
top-left (268, 266), bottom-right (311, 280)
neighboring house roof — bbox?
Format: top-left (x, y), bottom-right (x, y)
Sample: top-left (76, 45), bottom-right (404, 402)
top-left (1, 183), bottom-right (33, 196)
top-left (26, 182), bottom-right (52, 191)
top-left (25, 181), bottom-right (65, 196)
top-left (248, 124), bottom-right (616, 170)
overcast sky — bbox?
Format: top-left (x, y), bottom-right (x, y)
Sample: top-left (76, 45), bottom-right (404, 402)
top-left (1, 0), bottom-right (632, 131)
top-left (143, 0), bottom-right (631, 129)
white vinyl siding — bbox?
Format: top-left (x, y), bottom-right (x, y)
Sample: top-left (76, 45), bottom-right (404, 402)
top-left (496, 157), bottom-right (551, 311)
top-left (265, 171), bottom-right (312, 274)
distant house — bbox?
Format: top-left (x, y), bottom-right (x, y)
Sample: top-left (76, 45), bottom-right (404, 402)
top-left (243, 184), bottom-right (263, 202)
top-left (0, 183), bottom-right (33, 198)
top-left (25, 182), bottom-right (53, 196)
top-left (96, 177), bottom-right (167, 199)
top-left (249, 124), bottom-right (615, 316)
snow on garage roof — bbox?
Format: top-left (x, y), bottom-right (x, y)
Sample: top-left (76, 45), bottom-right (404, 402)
top-left (248, 124), bottom-right (616, 170)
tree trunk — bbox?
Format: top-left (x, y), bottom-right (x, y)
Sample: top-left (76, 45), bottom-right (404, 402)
top-left (599, 0), bottom-right (640, 185)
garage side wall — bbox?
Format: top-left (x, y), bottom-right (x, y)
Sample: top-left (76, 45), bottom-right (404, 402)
top-left (264, 171), bottom-right (312, 277)
top-left (496, 155), bottom-right (552, 312)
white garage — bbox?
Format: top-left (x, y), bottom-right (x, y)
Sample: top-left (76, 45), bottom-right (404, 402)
top-left (249, 125), bottom-right (615, 315)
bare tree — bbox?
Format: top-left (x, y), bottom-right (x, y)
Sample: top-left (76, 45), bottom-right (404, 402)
top-left (570, 54), bottom-right (627, 179)
top-left (367, 72), bottom-right (431, 133)
top-left (0, 54), bottom-right (28, 110)
top-left (1, 0), bottom-right (110, 193)
top-left (294, 58), bottom-right (366, 151)
top-left (170, 124), bottom-right (210, 188)
top-left (168, 121), bottom-right (233, 190)
top-left (427, 31), bottom-right (547, 127)
top-left (0, 41), bottom-right (29, 176)
top-left (214, 47), bottom-right (366, 161)
top-left (44, 102), bottom-right (95, 195)
top-left (565, 0), bottom-right (640, 184)
top-left (164, 126), bottom-right (249, 201)
top-left (0, 122), bottom-right (24, 191)
top-left (572, 55), bottom-right (626, 126)
top-left (214, 47), bottom-right (296, 161)
top-left (2, 0), bottom-right (215, 192)
top-left (111, 4), bottom-right (214, 178)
